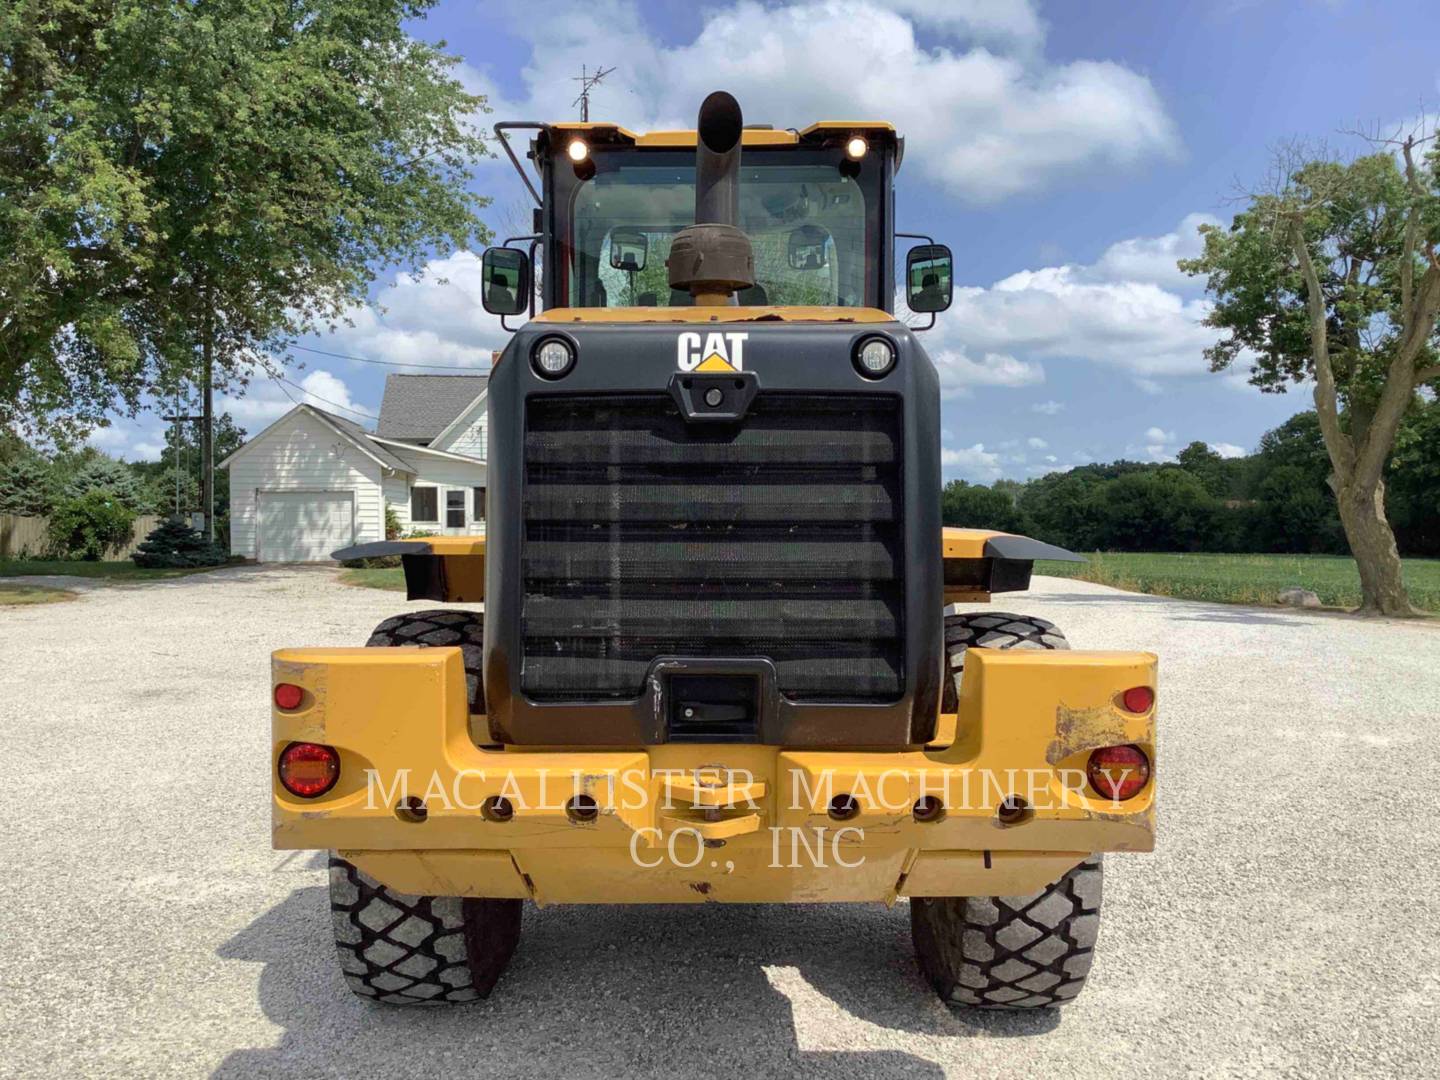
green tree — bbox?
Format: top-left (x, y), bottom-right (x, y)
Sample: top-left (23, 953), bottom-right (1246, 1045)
top-left (1, 1), bottom-right (489, 441)
top-left (940, 480), bottom-right (1026, 533)
top-left (62, 455), bottom-right (151, 513)
top-left (1176, 441), bottom-right (1235, 498)
top-left (143, 466), bottom-right (201, 517)
top-left (1089, 469), bottom-right (1220, 552)
top-left (131, 517), bottom-right (225, 568)
top-left (132, 411), bottom-right (246, 516)
top-left (1182, 134), bottom-right (1440, 615)
top-left (0, 450), bottom-right (57, 515)
top-left (1388, 396), bottom-right (1440, 555)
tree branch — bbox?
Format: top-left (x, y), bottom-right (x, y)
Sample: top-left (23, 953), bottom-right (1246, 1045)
top-left (1290, 214), bottom-right (1354, 475)
top-left (1399, 135), bottom-right (1424, 315)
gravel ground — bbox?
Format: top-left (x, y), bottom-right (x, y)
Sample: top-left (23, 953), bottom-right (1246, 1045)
top-left (2, 565), bottom-right (1437, 1079)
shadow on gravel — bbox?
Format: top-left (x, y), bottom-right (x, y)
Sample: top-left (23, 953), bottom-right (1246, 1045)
top-left (109, 563), bottom-right (337, 591)
top-left (1165, 609), bottom-right (1298, 626)
top-left (215, 885), bottom-right (1059, 1077)
top-left (1018, 591), bottom-right (1177, 606)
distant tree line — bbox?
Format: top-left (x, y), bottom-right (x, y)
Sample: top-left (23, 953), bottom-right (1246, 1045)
top-left (943, 404), bottom-right (1440, 558)
top-left (0, 415), bottom-right (244, 520)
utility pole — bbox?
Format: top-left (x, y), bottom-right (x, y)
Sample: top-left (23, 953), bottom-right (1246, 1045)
top-left (201, 299), bottom-right (215, 542)
top-left (571, 64), bottom-right (615, 122)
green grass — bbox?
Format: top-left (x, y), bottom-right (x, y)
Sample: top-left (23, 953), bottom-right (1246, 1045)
top-left (1035, 551), bottom-right (1440, 612)
top-left (339, 567), bottom-right (407, 591)
top-left (0, 582), bottom-right (78, 606)
top-left (0, 559), bottom-right (225, 582)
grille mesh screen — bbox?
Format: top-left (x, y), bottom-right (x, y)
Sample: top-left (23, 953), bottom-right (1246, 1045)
top-left (521, 393), bottom-right (904, 701)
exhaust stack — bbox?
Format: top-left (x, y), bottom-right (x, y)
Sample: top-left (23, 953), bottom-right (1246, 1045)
top-left (667, 91), bottom-right (756, 306)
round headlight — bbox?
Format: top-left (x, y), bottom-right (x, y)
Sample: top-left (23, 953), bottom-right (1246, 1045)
top-left (567, 138), bottom-right (589, 162)
top-left (845, 135), bottom-right (868, 160)
top-left (854, 336), bottom-right (896, 378)
top-left (532, 337), bottom-right (575, 379)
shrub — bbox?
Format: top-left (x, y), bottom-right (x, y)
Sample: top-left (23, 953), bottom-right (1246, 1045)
top-left (131, 517), bottom-right (228, 568)
top-left (385, 505), bottom-right (402, 540)
top-left (47, 491), bottom-right (137, 560)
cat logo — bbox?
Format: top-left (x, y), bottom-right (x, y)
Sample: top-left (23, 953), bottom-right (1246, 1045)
top-left (677, 331), bottom-right (747, 372)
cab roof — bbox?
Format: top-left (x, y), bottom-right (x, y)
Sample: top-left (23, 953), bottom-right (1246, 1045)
top-left (537, 121), bottom-right (904, 170)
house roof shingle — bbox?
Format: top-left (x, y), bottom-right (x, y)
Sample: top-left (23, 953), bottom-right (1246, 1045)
top-left (305, 406), bottom-right (412, 471)
top-left (376, 373), bottom-right (488, 441)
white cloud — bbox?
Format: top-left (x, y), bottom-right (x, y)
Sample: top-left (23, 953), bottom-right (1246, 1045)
top-left (1134, 377), bottom-right (1164, 395)
top-left (1031, 400), bottom-right (1065, 415)
top-left (1044, 454), bottom-right (1057, 462)
top-left (1209, 441), bottom-right (1246, 458)
top-left (941, 442), bottom-right (1003, 481)
top-left (875, 0), bottom-right (1044, 50)
top-left (222, 369), bottom-right (373, 428)
top-left (480, 0), bottom-right (1178, 202)
top-left (932, 214), bottom-right (1242, 382)
top-left (85, 426), bottom-right (131, 452)
top-left (320, 250), bottom-right (507, 370)
top-left (1090, 212), bottom-right (1217, 290)
top-left (84, 421), bottom-right (166, 462)
top-left (931, 349), bottom-right (1044, 398)
top-left (1135, 426), bottom-right (1177, 462)
top-left (1027, 436), bottom-right (1048, 449)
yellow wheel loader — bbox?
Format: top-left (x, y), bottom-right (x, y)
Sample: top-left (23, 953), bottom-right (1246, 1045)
top-left (271, 92), bottom-right (1157, 1009)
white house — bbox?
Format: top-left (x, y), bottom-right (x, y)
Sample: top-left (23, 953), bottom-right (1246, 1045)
top-left (220, 373), bottom-right (488, 562)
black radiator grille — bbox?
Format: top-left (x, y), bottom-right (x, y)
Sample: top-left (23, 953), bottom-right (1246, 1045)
top-left (521, 393), bottom-right (904, 701)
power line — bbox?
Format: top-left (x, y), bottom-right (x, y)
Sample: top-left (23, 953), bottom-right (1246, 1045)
top-left (268, 373), bottom-right (380, 422)
top-left (283, 342), bottom-right (488, 372)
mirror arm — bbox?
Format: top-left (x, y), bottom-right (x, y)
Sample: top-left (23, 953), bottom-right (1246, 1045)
top-left (494, 123), bottom-right (545, 207)
top-left (527, 237), bottom-right (539, 318)
top-left (897, 231), bottom-right (942, 330)
top-left (498, 235), bottom-right (541, 332)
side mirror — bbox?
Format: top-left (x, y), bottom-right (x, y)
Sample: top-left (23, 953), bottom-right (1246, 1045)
top-left (787, 224), bottom-right (830, 270)
top-left (906, 244), bottom-right (953, 314)
top-left (481, 247), bottom-right (530, 316)
top-left (609, 228), bottom-right (648, 272)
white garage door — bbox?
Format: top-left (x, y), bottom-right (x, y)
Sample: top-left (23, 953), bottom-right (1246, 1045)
top-left (258, 491), bottom-right (355, 562)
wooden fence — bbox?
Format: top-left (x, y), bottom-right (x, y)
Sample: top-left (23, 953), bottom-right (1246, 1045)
top-left (0, 513), bottom-right (164, 559)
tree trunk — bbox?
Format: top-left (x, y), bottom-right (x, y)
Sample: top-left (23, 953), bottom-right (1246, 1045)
top-left (1334, 476), bottom-right (1416, 617)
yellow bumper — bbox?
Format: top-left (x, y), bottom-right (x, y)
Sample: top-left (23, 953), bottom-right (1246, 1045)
top-left (272, 646), bottom-right (1156, 904)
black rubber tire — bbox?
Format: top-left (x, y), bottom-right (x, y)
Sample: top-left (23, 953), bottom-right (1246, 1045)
top-left (366, 609), bottom-right (484, 713)
top-left (329, 856), bottom-right (521, 1004)
top-left (941, 611), bottom-right (1070, 713)
top-left (911, 856), bottom-right (1103, 1009)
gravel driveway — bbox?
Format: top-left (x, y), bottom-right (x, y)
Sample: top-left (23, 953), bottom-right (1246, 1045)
top-left (2, 565), bottom-right (1436, 1078)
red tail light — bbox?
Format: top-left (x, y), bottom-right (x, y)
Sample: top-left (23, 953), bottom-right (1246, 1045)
top-left (1087, 744), bottom-right (1150, 801)
top-left (278, 742), bottom-right (339, 798)
top-left (273, 683), bottom-right (304, 710)
top-left (1120, 685), bottom-right (1154, 713)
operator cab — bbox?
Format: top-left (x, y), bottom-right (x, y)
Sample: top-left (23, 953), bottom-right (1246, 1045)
top-left (481, 121), bottom-right (952, 321)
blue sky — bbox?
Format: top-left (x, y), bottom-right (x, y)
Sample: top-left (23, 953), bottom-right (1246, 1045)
top-left (94, 0), bottom-right (1440, 480)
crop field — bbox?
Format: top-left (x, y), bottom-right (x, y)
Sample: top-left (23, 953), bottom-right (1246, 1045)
top-left (1036, 551), bottom-right (1440, 612)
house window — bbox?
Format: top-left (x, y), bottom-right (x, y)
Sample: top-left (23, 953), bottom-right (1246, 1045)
top-left (473, 486), bottom-right (486, 522)
top-left (411, 486), bottom-right (438, 522)
top-left (446, 490), bottom-right (466, 529)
